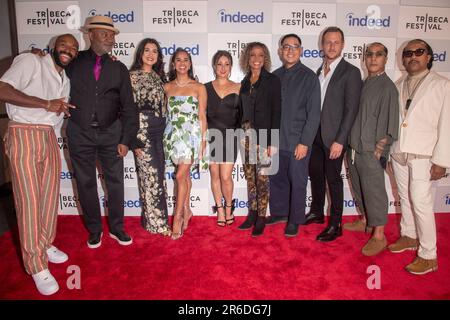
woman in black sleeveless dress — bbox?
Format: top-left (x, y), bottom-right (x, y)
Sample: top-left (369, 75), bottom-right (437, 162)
top-left (205, 51), bottom-right (240, 227)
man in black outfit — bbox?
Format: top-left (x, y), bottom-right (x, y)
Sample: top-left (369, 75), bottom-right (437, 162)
top-left (305, 27), bottom-right (362, 242)
top-left (66, 16), bottom-right (138, 248)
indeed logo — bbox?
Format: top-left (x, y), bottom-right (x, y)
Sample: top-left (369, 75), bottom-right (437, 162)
top-left (28, 44), bottom-right (51, 54)
top-left (433, 51), bottom-right (447, 62)
top-left (89, 9), bottom-right (135, 23)
top-left (100, 196), bottom-right (141, 208)
top-left (301, 47), bottom-right (324, 59)
top-left (233, 198), bottom-right (249, 208)
top-left (346, 12), bottom-right (391, 28)
top-left (161, 44), bottom-right (200, 56)
top-left (218, 9), bottom-right (264, 24)
top-left (445, 194), bottom-right (450, 205)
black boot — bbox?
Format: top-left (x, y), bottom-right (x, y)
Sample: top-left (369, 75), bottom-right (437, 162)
top-left (238, 210), bottom-right (257, 230)
top-left (251, 216), bottom-right (266, 237)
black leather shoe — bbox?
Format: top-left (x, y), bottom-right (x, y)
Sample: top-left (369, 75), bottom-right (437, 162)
top-left (316, 225), bottom-right (342, 242)
top-left (238, 210), bottom-right (257, 230)
top-left (266, 216), bottom-right (288, 225)
top-left (304, 212), bottom-right (325, 225)
top-left (109, 230), bottom-right (133, 246)
top-left (251, 217), bottom-right (265, 237)
top-left (284, 223), bottom-right (299, 237)
top-left (87, 232), bottom-right (103, 249)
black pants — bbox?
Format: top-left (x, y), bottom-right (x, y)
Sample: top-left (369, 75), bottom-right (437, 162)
top-left (309, 129), bottom-right (345, 227)
top-left (66, 120), bottom-right (124, 234)
top-left (269, 150), bottom-right (310, 225)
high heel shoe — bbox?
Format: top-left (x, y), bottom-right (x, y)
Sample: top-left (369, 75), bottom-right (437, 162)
top-left (225, 199), bottom-right (236, 226)
top-left (182, 206), bottom-right (193, 232)
top-left (171, 215), bottom-right (184, 240)
top-left (213, 203), bottom-right (226, 227)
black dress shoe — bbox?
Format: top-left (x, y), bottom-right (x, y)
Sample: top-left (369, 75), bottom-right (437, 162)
top-left (266, 216), bottom-right (288, 225)
top-left (87, 232), bottom-right (103, 249)
top-left (316, 225), bottom-right (342, 242)
top-left (109, 230), bottom-right (133, 246)
top-left (284, 223), bottom-right (299, 237)
top-left (304, 212), bottom-right (325, 225)
top-left (251, 217), bottom-right (265, 237)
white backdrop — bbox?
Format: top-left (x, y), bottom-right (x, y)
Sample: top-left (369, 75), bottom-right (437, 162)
top-left (14, 0), bottom-right (450, 216)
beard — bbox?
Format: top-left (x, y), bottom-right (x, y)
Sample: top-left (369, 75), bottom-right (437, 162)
top-left (52, 49), bottom-right (73, 69)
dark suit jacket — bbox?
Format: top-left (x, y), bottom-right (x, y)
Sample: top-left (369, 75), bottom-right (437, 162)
top-left (317, 59), bottom-right (362, 148)
top-left (66, 49), bottom-right (138, 147)
top-left (239, 68), bottom-right (281, 146)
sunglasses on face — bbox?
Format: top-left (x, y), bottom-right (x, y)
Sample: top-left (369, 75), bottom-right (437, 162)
top-left (402, 48), bottom-right (427, 58)
top-left (365, 51), bottom-right (386, 58)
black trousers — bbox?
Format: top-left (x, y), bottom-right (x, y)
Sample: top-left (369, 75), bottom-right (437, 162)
top-left (66, 120), bottom-right (124, 234)
top-left (309, 128), bottom-right (345, 227)
top-left (269, 149), bottom-right (311, 225)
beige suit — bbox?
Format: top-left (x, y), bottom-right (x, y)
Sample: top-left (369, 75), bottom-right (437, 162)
top-left (391, 71), bottom-right (450, 260)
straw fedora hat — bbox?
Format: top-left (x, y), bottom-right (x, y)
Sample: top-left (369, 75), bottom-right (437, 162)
top-left (81, 15), bottom-right (120, 35)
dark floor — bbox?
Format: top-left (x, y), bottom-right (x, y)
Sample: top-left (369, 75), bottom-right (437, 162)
top-left (0, 183), bottom-right (15, 236)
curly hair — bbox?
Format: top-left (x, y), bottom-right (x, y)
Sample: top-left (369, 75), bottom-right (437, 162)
top-left (129, 38), bottom-right (166, 82)
top-left (168, 48), bottom-right (196, 81)
top-left (239, 42), bottom-right (271, 74)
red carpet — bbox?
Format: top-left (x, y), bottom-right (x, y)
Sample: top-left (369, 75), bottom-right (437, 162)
top-left (0, 214), bottom-right (449, 300)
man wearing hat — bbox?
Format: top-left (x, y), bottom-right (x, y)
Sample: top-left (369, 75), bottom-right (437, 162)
top-left (65, 16), bottom-right (138, 248)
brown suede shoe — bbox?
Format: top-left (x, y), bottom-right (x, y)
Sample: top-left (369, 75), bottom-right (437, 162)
top-left (362, 237), bottom-right (387, 256)
top-left (405, 257), bottom-right (438, 275)
top-left (343, 219), bottom-right (373, 233)
top-left (388, 236), bottom-right (419, 253)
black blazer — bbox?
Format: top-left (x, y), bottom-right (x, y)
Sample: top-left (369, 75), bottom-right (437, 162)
top-left (66, 49), bottom-right (138, 147)
top-left (316, 59), bottom-right (362, 148)
top-left (239, 68), bottom-right (281, 146)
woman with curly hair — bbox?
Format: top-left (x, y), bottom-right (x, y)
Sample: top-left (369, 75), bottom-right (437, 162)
top-left (237, 42), bottom-right (281, 237)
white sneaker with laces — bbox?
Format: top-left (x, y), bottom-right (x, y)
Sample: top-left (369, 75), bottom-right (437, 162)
top-left (46, 246), bottom-right (68, 264)
top-left (32, 269), bottom-right (59, 295)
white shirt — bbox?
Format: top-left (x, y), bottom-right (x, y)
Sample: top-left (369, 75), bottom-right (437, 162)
top-left (0, 53), bottom-right (69, 126)
top-left (318, 56), bottom-right (343, 110)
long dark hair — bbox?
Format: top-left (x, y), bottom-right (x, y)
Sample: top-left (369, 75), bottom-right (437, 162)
top-left (168, 48), bottom-right (195, 81)
top-left (130, 38), bottom-right (166, 82)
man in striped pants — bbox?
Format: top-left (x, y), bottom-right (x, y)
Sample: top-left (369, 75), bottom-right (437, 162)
top-left (0, 34), bottom-right (79, 295)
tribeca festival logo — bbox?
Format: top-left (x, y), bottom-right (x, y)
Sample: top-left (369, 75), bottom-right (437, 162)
top-left (161, 44), bottom-right (200, 57)
top-left (225, 40), bottom-right (248, 59)
top-left (346, 5), bottom-right (390, 29)
top-left (405, 13), bottom-right (448, 32)
top-left (152, 7), bottom-right (199, 26)
top-left (217, 9), bottom-right (264, 24)
top-left (280, 10), bottom-right (328, 27)
top-left (343, 43), bottom-right (367, 61)
top-left (59, 194), bottom-right (78, 210)
top-left (88, 8), bottom-right (134, 23)
top-left (25, 5), bottom-right (80, 30)
top-left (112, 40), bottom-right (136, 57)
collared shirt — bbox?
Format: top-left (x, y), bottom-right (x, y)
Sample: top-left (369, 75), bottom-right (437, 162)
top-left (318, 56), bottom-right (343, 110)
top-left (1, 53), bottom-right (69, 126)
top-left (273, 61), bottom-right (321, 152)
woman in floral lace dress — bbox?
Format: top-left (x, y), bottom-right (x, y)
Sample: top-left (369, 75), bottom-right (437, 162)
top-left (129, 38), bottom-right (171, 236)
top-left (164, 48), bottom-right (207, 240)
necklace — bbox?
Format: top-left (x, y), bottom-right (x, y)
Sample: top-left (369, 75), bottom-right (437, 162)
top-left (175, 79), bottom-right (191, 87)
top-left (404, 70), bottom-right (429, 111)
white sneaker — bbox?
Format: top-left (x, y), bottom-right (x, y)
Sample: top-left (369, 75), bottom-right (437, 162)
top-left (32, 269), bottom-right (59, 295)
top-left (46, 246), bottom-right (68, 264)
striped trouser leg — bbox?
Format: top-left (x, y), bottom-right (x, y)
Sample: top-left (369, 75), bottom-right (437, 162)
top-left (5, 123), bottom-right (61, 275)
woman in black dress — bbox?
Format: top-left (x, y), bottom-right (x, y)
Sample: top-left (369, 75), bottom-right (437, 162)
top-left (205, 51), bottom-right (240, 227)
top-left (129, 38), bottom-right (171, 236)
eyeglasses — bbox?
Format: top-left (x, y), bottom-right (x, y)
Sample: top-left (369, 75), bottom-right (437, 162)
top-left (365, 51), bottom-right (386, 58)
top-left (282, 44), bottom-right (301, 51)
top-left (402, 48), bottom-right (427, 58)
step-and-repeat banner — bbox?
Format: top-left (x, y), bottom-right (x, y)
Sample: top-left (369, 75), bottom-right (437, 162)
top-left (14, 0), bottom-right (450, 216)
